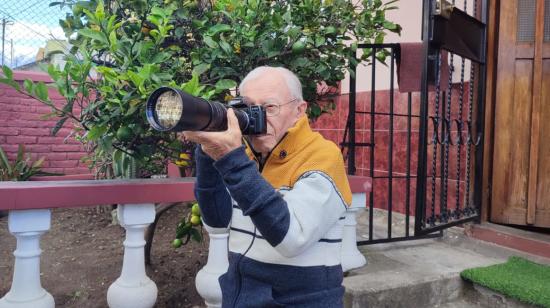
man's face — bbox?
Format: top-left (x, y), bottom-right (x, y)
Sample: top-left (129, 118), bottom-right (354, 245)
top-left (240, 73), bottom-right (305, 156)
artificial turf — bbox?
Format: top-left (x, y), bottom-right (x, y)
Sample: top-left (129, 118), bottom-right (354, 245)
top-left (461, 256), bottom-right (550, 307)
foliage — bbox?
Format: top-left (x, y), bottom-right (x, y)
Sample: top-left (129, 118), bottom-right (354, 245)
top-left (0, 144), bottom-right (56, 181)
top-left (172, 202), bottom-right (203, 248)
top-left (0, 0), bottom-right (399, 177)
top-left (185, 0), bottom-right (401, 117)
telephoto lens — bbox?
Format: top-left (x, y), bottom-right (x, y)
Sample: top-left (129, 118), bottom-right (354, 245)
top-left (146, 87), bottom-right (267, 135)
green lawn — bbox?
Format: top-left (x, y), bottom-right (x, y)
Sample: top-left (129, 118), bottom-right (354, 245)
top-left (461, 256), bottom-right (550, 307)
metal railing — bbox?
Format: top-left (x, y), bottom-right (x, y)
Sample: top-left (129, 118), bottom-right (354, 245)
top-left (342, 0), bottom-right (488, 245)
top-left (343, 43), bottom-right (443, 245)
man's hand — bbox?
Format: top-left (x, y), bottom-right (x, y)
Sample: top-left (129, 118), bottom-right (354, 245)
top-left (183, 108), bottom-right (243, 160)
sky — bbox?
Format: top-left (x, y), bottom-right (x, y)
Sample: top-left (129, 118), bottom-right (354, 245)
top-left (0, 0), bottom-right (70, 68)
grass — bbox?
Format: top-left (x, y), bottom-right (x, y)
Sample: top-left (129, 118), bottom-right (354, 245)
top-left (461, 256), bottom-right (550, 307)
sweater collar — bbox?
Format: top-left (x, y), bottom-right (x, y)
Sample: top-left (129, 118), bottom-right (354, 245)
top-left (245, 116), bottom-right (314, 165)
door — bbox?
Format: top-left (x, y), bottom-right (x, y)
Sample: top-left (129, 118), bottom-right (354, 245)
top-left (492, 0), bottom-right (550, 227)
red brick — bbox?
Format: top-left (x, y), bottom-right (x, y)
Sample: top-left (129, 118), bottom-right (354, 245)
top-left (19, 113), bottom-right (43, 121)
top-left (65, 137), bottom-right (82, 145)
top-left (52, 144), bottom-right (82, 152)
top-left (44, 153), bottom-right (67, 161)
top-left (0, 128), bottom-right (19, 136)
top-left (19, 98), bottom-right (42, 106)
top-left (41, 167), bottom-right (65, 174)
top-left (0, 88), bottom-right (22, 98)
top-left (37, 136), bottom-right (68, 144)
top-left (0, 136), bottom-right (5, 143)
top-left (53, 128), bottom-right (73, 136)
top-left (25, 145), bottom-right (51, 152)
top-left (35, 106), bottom-right (55, 114)
top-left (0, 144), bottom-right (19, 152)
top-left (19, 128), bottom-right (50, 136)
top-left (34, 120), bottom-right (61, 128)
top-left (5, 120), bottom-right (39, 128)
top-left (7, 136), bottom-right (37, 144)
top-left (48, 160), bottom-right (78, 168)
top-left (67, 152), bottom-right (87, 160)
top-left (0, 103), bottom-right (35, 112)
top-left (63, 167), bottom-right (92, 175)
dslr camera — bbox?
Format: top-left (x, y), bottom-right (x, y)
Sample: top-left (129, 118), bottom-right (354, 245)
top-left (146, 87), bottom-right (267, 135)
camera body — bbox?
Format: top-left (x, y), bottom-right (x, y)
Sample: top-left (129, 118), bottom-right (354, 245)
top-left (145, 87), bottom-right (267, 135)
top-left (227, 97), bottom-right (267, 135)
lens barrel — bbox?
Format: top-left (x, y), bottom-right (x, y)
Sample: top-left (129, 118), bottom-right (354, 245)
top-left (146, 87), bottom-right (263, 134)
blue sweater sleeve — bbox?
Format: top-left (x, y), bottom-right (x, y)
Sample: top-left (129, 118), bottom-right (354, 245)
top-left (213, 146), bottom-right (290, 246)
top-left (194, 146), bottom-right (232, 229)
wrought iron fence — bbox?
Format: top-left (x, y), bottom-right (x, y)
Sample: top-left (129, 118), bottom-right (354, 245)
top-left (343, 0), bottom-right (488, 245)
top-left (0, 1), bottom-right (70, 70)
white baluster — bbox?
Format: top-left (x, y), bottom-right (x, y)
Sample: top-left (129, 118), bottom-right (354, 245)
top-left (341, 193), bottom-right (367, 272)
top-left (195, 225), bottom-right (229, 308)
top-left (107, 203), bottom-right (157, 308)
top-left (0, 209), bottom-right (54, 308)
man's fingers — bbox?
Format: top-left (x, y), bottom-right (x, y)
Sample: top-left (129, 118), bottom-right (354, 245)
top-left (183, 131), bottom-right (206, 143)
top-left (227, 108), bottom-right (240, 131)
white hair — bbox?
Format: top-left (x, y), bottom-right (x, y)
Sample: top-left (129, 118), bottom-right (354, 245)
top-left (239, 66), bottom-right (303, 102)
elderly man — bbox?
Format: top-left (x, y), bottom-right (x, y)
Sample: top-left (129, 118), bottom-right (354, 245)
top-left (184, 66), bottom-right (351, 307)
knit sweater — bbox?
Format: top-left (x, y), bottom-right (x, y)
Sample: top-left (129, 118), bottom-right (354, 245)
top-left (195, 116), bottom-right (352, 307)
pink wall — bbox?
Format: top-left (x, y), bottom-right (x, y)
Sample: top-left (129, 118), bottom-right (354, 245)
top-left (0, 71), bottom-right (90, 175)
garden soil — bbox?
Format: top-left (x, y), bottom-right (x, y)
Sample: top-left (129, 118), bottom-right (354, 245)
top-left (0, 205), bottom-right (206, 308)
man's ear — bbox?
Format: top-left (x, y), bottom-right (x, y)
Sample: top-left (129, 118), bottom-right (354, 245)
top-left (297, 100), bottom-right (307, 117)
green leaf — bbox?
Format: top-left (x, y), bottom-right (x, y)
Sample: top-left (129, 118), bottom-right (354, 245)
top-left (176, 223), bottom-right (192, 238)
top-left (219, 40), bottom-right (232, 55)
top-left (78, 29), bottom-right (108, 45)
top-left (31, 157), bottom-right (45, 169)
top-left (0, 145), bottom-right (11, 174)
top-left (203, 36), bottom-right (218, 48)
top-left (2, 65), bottom-right (13, 80)
top-left (192, 63), bottom-right (210, 76)
top-left (109, 30), bottom-right (117, 48)
top-left (315, 36), bottom-right (326, 47)
top-left (181, 73), bottom-right (200, 95)
top-left (23, 79), bottom-right (34, 94)
top-left (190, 228), bottom-right (202, 242)
top-left (208, 24), bottom-right (232, 35)
top-left (95, 0), bottom-right (105, 20)
top-left (35, 82), bottom-right (49, 102)
top-left (215, 79), bottom-right (237, 91)
top-left (87, 125), bottom-right (108, 140)
top-left (16, 145), bottom-right (25, 166)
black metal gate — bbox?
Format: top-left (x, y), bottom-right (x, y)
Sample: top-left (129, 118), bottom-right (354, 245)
top-left (343, 0), bottom-right (488, 245)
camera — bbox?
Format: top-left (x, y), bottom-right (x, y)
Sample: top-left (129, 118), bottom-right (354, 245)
top-left (146, 87), bottom-right (267, 135)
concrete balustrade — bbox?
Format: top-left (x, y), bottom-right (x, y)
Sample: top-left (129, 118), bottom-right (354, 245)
top-left (195, 228), bottom-right (229, 308)
top-left (0, 176), bottom-right (371, 307)
top-left (341, 193), bottom-right (368, 272)
top-left (107, 203), bottom-right (157, 308)
top-left (0, 209), bottom-right (55, 308)
top-left (0, 178), bottom-right (195, 308)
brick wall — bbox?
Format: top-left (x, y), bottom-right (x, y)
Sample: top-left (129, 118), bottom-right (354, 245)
top-left (0, 71), bottom-right (90, 175)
